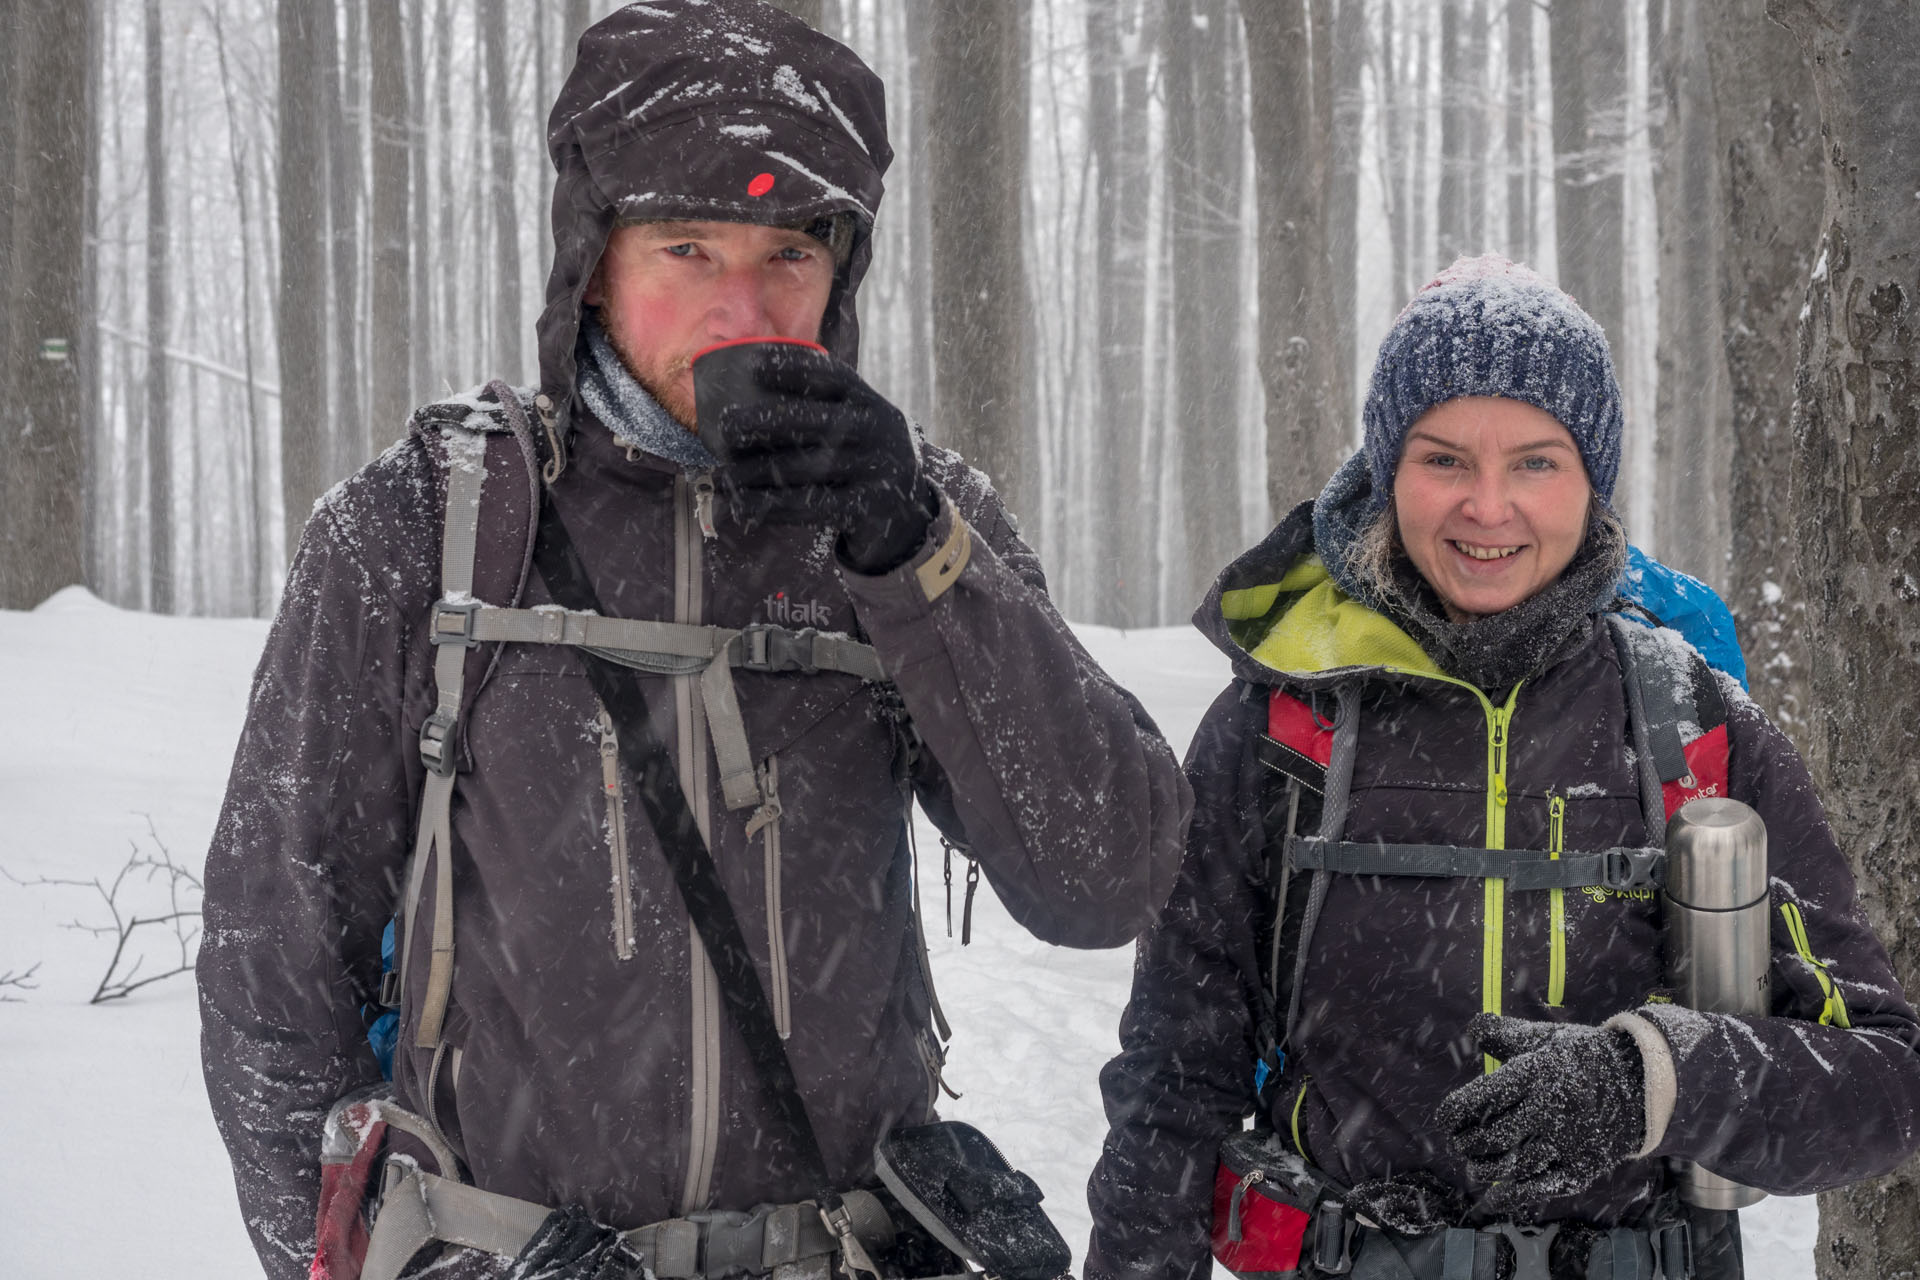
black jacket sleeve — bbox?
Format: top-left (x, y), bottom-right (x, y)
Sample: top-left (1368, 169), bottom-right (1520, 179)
top-left (1642, 673), bottom-right (1920, 1192)
top-left (1084, 686), bottom-right (1267, 1280)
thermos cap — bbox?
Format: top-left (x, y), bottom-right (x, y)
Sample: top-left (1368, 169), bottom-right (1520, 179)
top-left (1664, 797), bottom-right (1769, 910)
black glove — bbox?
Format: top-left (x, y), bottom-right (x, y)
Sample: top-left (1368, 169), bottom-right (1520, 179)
top-left (1434, 1013), bottom-right (1646, 1214)
top-left (1344, 1169), bottom-right (1470, 1235)
top-left (695, 340), bottom-right (936, 573)
top-left (507, 1205), bottom-right (649, 1280)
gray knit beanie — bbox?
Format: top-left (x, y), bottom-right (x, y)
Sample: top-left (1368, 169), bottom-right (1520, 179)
top-left (1314, 255), bottom-right (1623, 603)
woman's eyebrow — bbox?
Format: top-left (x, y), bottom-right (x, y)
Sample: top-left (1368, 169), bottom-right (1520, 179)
top-left (1405, 430), bottom-right (1465, 452)
top-left (1508, 438), bottom-right (1577, 453)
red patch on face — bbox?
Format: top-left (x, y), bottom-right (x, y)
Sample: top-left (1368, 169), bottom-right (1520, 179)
top-left (748, 173), bottom-right (776, 197)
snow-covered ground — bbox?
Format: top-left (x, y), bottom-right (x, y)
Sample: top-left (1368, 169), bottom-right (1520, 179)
top-left (0, 590), bottom-right (1815, 1278)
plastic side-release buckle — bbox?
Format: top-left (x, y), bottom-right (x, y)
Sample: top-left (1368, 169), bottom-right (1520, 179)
top-left (737, 625), bottom-right (821, 675)
top-left (1603, 847), bottom-right (1667, 893)
top-left (1311, 1201), bottom-right (1353, 1274)
top-left (429, 598), bottom-right (482, 647)
top-left (1656, 1221), bottom-right (1693, 1280)
top-left (418, 711), bottom-right (457, 776)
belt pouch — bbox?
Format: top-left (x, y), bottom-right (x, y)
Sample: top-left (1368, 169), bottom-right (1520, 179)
top-left (1211, 1131), bottom-right (1321, 1278)
top-left (873, 1121), bottom-right (1071, 1280)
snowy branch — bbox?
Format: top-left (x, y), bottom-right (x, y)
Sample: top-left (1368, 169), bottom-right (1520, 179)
top-left (0, 818), bottom-right (203, 1005)
top-left (0, 962), bottom-right (41, 1003)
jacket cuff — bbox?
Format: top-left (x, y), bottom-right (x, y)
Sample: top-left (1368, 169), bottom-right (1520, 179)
top-left (840, 487), bottom-right (973, 603)
top-left (1604, 1010), bottom-right (1678, 1157)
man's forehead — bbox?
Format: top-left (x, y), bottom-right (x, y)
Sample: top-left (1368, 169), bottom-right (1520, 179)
top-left (618, 218), bottom-right (812, 244)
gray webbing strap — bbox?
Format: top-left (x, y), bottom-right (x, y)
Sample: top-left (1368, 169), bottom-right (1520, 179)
top-left (361, 1163), bottom-right (872, 1280)
top-left (406, 432), bottom-right (488, 1053)
top-left (1442, 1228), bottom-right (1478, 1280)
top-left (1289, 837), bottom-right (1667, 894)
top-left (1606, 616), bottom-right (1677, 846)
top-left (1283, 684), bottom-right (1361, 1049)
top-left (461, 603), bottom-right (888, 813)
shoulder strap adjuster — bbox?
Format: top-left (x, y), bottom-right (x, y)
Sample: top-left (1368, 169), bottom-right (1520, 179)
top-left (1603, 847), bottom-right (1667, 893)
top-left (419, 711), bottom-right (458, 776)
top-left (734, 624), bottom-right (823, 675)
top-left (429, 598), bottom-right (483, 648)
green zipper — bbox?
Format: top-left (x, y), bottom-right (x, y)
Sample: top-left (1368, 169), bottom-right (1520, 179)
top-left (1387, 668), bottom-right (1523, 1073)
top-left (1548, 794), bottom-right (1566, 1007)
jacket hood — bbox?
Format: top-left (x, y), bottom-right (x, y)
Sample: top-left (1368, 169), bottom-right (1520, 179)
top-left (1194, 500), bottom-right (1442, 687)
top-left (538, 0), bottom-right (892, 420)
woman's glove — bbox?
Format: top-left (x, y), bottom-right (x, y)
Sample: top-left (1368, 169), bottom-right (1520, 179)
top-left (699, 342), bottom-right (936, 573)
top-left (508, 1205), bottom-right (649, 1280)
top-left (1435, 1013), bottom-right (1646, 1213)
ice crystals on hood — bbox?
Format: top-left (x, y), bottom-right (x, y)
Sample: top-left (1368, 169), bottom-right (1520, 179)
top-left (772, 64), bottom-right (823, 111)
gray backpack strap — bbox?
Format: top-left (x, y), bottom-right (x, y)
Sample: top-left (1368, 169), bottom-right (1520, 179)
top-left (1606, 614), bottom-right (1706, 845)
top-left (402, 428), bottom-right (488, 1055)
top-left (1289, 836), bottom-right (1667, 894)
top-left (1282, 682), bottom-right (1363, 1050)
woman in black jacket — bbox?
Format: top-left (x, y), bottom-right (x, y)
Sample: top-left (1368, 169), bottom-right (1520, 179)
top-left (1086, 257), bottom-right (1920, 1280)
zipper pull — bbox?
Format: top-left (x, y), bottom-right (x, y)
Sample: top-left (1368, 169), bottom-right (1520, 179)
top-left (692, 470), bottom-right (718, 540)
top-left (961, 856), bottom-right (981, 946)
top-left (597, 710), bottom-right (619, 769)
top-left (1549, 793), bottom-right (1566, 857)
top-left (746, 760), bottom-right (783, 838)
top-left (942, 837), bottom-right (955, 938)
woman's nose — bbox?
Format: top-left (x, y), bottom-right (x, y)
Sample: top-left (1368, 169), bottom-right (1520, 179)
top-left (1459, 468), bottom-right (1514, 526)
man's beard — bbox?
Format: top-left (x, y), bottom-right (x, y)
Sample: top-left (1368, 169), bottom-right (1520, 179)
top-left (598, 308), bottom-right (697, 428)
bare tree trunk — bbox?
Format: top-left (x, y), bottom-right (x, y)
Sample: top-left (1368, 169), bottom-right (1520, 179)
top-left (1770, 4), bottom-right (1920, 1270)
top-left (1549, 0), bottom-right (1626, 347)
top-left (144, 0), bottom-right (171, 613)
top-left (1088, 0), bottom-right (1155, 626)
top-left (1244, 0), bottom-right (1345, 518)
top-left (408, 0), bottom-right (432, 405)
top-left (210, 9), bottom-right (269, 615)
top-left (1701, 0), bottom-right (1820, 742)
top-left (0, 3), bottom-right (15, 431)
top-left (482, 0), bottom-right (523, 381)
top-left (1170, 0), bottom-right (1247, 606)
top-left (279, 0), bottom-right (332, 558)
top-left (1327, 0), bottom-right (1364, 430)
top-left (904, 3), bottom-right (935, 427)
top-left (1377, 0), bottom-right (1411, 303)
top-left (1650, 0), bottom-right (1729, 591)
top-left (926, 0), bottom-right (1032, 525)
top-left (368, 0), bottom-right (412, 450)
top-left (1506, 0), bottom-right (1532, 261)
top-left (3, 0), bottom-right (92, 609)
top-left (318, 1), bottom-right (363, 472)
top-left (1438, 0), bottom-right (1486, 263)
top-left (434, 0), bottom-right (456, 391)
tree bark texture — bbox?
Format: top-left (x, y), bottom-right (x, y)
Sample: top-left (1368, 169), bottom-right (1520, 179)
top-left (926, 0), bottom-right (1032, 526)
top-left (368, 0), bottom-right (412, 451)
top-left (1650, 0), bottom-right (1729, 591)
top-left (1771, 1), bottom-right (1920, 1266)
top-left (145, 0), bottom-right (172, 612)
top-left (1438, 0), bottom-right (1486, 264)
top-left (318, 1), bottom-right (362, 473)
top-left (3, 0), bottom-right (92, 609)
top-left (1244, 0), bottom-right (1345, 519)
top-left (482, 0), bottom-right (523, 382)
top-left (1328, 0), bottom-right (1365, 429)
top-left (1549, 0), bottom-right (1627, 350)
top-left (1088, 0), bottom-right (1156, 627)
top-left (1505, 0), bottom-right (1532, 262)
top-left (278, 0), bottom-right (331, 559)
top-left (1700, 0), bottom-right (1821, 743)
top-left (408, 0), bottom-right (432, 408)
top-left (1170, 0), bottom-right (1248, 610)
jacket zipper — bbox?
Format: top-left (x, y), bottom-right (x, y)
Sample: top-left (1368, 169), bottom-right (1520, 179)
top-left (1548, 793), bottom-right (1566, 1007)
top-left (1386, 668), bottom-right (1522, 1073)
top-left (746, 755), bottom-right (791, 1039)
top-left (598, 707), bottom-right (636, 962)
top-left (675, 471), bottom-right (721, 1213)
top-left (693, 470), bottom-right (718, 541)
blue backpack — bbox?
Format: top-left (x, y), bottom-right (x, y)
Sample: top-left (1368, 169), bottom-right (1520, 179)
top-left (1618, 545), bottom-right (1748, 690)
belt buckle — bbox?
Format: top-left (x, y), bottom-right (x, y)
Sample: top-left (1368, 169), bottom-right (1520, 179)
top-left (1493, 1222), bottom-right (1559, 1280)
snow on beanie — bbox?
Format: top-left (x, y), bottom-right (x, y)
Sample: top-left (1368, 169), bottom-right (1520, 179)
top-left (1361, 254), bottom-right (1621, 505)
top-left (1314, 255), bottom-right (1624, 606)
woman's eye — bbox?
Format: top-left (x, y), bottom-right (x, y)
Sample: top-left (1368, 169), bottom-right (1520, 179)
top-left (777, 246), bottom-right (811, 263)
top-left (1427, 453), bottom-right (1460, 469)
top-left (1520, 455), bottom-right (1557, 472)
top-left (665, 243), bottom-right (696, 258)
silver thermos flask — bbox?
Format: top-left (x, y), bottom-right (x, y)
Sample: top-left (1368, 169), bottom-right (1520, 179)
top-left (1663, 797), bottom-right (1770, 1210)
